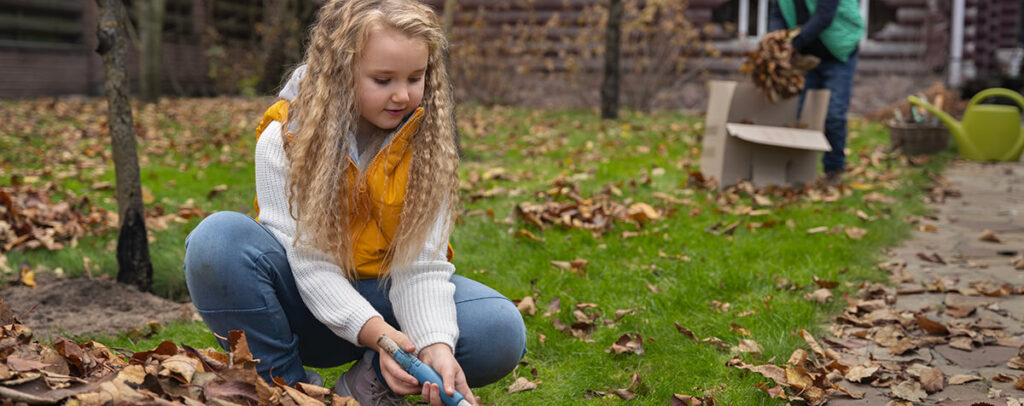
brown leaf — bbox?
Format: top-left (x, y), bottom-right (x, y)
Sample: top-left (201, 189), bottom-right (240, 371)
top-left (799, 330), bottom-right (828, 360)
top-left (805, 288), bottom-right (832, 304)
top-left (675, 322), bottom-right (698, 342)
top-left (945, 304), bottom-right (975, 318)
top-left (6, 355), bottom-right (50, 372)
top-left (730, 323), bottom-right (751, 336)
top-left (627, 202), bottom-right (660, 223)
top-left (207, 184), bottom-right (228, 200)
top-left (916, 315), bottom-right (949, 335)
top-left (845, 364), bottom-right (879, 383)
top-left (890, 380), bottom-right (926, 402)
top-left (889, 338), bottom-right (918, 355)
top-left (550, 261), bottom-right (571, 271)
top-left (919, 366), bottom-right (944, 392)
top-left (205, 379), bottom-right (260, 404)
top-left (158, 354), bottom-right (200, 384)
top-left (507, 376), bottom-right (539, 393)
top-left (787, 349), bottom-right (808, 366)
top-left (993, 373), bottom-right (1015, 382)
top-left (516, 229), bottom-right (544, 242)
top-left (228, 330), bottom-right (256, 368)
top-left (731, 339), bottom-right (763, 356)
top-left (813, 276), bottom-right (839, 289)
top-left (1015, 375), bottom-right (1024, 391)
top-left (844, 226), bottom-right (867, 240)
top-left (607, 333), bottom-right (644, 355)
top-left (947, 374), bottom-right (982, 385)
top-left (978, 229), bottom-right (1002, 243)
top-left (515, 296), bottom-right (537, 316)
top-left (950, 337), bottom-right (974, 351)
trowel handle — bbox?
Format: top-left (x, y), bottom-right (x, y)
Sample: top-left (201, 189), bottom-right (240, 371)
top-left (377, 335), bottom-right (470, 406)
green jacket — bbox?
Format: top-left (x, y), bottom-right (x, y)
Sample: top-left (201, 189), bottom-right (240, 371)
top-left (778, 0), bottom-right (864, 62)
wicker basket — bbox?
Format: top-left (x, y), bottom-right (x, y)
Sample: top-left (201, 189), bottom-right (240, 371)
top-left (887, 121), bottom-right (950, 155)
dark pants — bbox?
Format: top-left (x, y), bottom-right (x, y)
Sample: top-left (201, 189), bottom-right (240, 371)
top-left (800, 52), bottom-right (858, 174)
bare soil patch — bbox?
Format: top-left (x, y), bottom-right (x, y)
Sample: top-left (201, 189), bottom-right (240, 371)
top-left (0, 272), bottom-right (194, 339)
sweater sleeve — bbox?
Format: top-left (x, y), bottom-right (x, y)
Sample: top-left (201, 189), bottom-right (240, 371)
top-left (792, 0), bottom-right (839, 51)
top-left (254, 121), bottom-right (382, 345)
top-left (768, 0), bottom-right (787, 32)
top-left (388, 214), bottom-right (459, 354)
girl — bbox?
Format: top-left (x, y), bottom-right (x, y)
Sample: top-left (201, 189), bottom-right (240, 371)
top-left (183, 1), bottom-right (526, 405)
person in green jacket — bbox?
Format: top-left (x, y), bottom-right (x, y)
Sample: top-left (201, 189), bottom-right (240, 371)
top-left (769, 0), bottom-right (865, 183)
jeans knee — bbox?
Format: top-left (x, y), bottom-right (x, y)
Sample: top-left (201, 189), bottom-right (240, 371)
top-left (184, 211), bottom-right (265, 284)
top-left (462, 298), bottom-right (526, 387)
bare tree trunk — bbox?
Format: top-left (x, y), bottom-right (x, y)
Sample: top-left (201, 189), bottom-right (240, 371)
top-left (96, 0), bottom-right (154, 293)
top-left (601, 0), bottom-right (622, 119)
top-left (136, 0), bottom-right (166, 103)
top-left (257, 0), bottom-right (292, 94)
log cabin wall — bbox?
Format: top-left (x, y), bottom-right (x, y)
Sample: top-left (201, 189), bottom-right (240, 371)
top-left (0, 0), bottom-right (256, 98)
top-left (2, 0), bottom-right (1020, 98)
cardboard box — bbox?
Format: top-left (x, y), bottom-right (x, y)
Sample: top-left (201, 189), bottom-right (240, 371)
top-left (699, 80), bottom-right (831, 188)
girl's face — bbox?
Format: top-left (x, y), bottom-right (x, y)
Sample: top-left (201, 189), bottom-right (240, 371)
top-left (355, 26), bottom-right (428, 132)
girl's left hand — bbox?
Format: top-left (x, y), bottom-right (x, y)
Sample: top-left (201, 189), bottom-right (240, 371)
top-left (418, 343), bottom-right (478, 406)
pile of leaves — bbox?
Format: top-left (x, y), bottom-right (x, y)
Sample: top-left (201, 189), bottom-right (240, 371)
top-left (0, 183), bottom-right (112, 253)
top-left (724, 268), bottom-right (1024, 406)
top-left (0, 183), bottom-right (207, 254)
top-left (513, 177), bottom-right (666, 238)
top-left (0, 299), bottom-right (355, 405)
top-left (741, 29), bottom-right (808, 103)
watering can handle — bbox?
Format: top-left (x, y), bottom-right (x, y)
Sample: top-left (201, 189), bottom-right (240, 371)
top-left (967, 88), bottom-right (1024, 112)
top-left (968, 88), bottom-right (1024, 162)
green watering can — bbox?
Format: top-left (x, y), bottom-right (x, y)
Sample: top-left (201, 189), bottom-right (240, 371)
top-left (908, 88), bottom-right (1024, 161)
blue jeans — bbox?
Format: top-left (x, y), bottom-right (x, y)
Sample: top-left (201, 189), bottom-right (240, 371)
top-left (800, 52), bottom-right (858, 174)
top-left (183, 211), bottom-right (526, 386)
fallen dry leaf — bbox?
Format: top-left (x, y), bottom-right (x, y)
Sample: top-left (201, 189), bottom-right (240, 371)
top-left (805, 288), bottom-right (832, 304)
top-left (507, 376), bottom-right (539, 393)
top-left (731, 339), bottom-right (764, 356)
top-left (918, 366), bottom-right (944, 392)
top-left (607, 333), bottom-right (645, 355)
top-left (844, 364), bottom-right (879, 383)
top-left (978, 229), bottom-right (1001, 243)
top-left (947, 374), bottom-right (982, 385)
top-left (916, 315), bottom-right (949, 335)
top-left (844, 226), bottom-right (867, 240)
top-left (890, 380), bottom-right (926, 402)
top-left (950, 336), bottom-right (974, 351)
top-left (516, 296), bottom-right (537, 316)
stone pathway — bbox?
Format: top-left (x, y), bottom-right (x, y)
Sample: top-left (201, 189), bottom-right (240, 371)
top-left (830, 161), bottom-right (1024, 405)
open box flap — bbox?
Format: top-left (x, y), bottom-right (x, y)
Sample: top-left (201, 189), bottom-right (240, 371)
top-left (726, 123), bottom-right (831, 151)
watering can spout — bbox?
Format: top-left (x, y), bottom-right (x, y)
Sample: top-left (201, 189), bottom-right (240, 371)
top-left (907, 95), bottom-right (981, 158)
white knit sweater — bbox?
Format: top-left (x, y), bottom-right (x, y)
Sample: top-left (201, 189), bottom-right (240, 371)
top-left (252, 68), bottom-right (459, 353)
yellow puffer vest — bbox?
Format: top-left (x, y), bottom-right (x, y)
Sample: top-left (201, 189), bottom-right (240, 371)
top-left (255, 100), bottom-right (453, 279)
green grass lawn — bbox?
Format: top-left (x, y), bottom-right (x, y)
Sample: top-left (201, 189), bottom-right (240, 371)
top-left (0, 98), bottom-right (947, 404)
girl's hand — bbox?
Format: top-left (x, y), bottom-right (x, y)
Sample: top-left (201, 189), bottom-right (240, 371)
top-left (418, 343), bottom-right (478, 406)
top-left (356, 317), bottom-right (420, 394)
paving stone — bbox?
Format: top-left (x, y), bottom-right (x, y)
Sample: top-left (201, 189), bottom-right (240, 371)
top-left (826, 381), bottom-right (892, 406)
top-left (932, 381), bottom-right (995, 405)
top-left (934, 344), bottom-right (1018, 369)
top-left (953, 220), bottom-right (1024, 233)
top-left (938, 399), bottom-right (1007, 406)
top-left (945, 293), bottom-right (1001, 308)
top-left (998, 296), bottom-right (1024, 320)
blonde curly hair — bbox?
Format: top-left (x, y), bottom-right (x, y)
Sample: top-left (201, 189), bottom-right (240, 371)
top-left (284, 0), bottom-right (458, 279)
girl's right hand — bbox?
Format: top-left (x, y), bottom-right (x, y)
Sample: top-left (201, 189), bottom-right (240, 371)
top-left (356, 317), bottom-right (420, 394)
top-left (377, 332), bottom-right (423, 395)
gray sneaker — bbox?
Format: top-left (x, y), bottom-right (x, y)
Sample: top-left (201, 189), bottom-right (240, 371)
top-left (305, 369), bottom-right (324, 387)
top-left (335, 350), bottom-right (409, 406)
